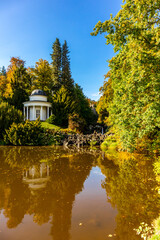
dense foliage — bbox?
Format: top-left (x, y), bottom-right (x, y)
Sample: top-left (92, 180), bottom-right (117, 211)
top-left (96, 71), bottom-right (113, 125)
top-left (92, 0), bottom-right (160, 152)
top-left (0, 102), bottom-right (23, 138)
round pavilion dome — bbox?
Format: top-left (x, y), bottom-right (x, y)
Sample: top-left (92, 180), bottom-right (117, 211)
top-left (31, 89), bottom-right (47, 96)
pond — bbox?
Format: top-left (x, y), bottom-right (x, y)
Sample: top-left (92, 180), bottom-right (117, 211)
top-left (0, 146), bottom-right (159, 240)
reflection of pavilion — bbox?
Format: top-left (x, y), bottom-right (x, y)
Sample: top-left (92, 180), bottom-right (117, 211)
top-left (23, 163), bottom-right (50, 191)
top-left (1, 148), bottom-right (94, 240)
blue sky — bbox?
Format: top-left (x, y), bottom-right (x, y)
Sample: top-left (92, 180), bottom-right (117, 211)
top-left (0, 0), bottom-right (122, 100)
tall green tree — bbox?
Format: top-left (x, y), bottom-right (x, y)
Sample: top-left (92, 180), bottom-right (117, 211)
top-left (52, 86), bottom-right (78, 127)
top-left (8, 65), bottom-right (32, 110)
top-left (74, 84), bottom-right (97, 127)
top-left (62, 40), bottom-right (74, 92)
top-left (92, 0), bottom-right (160, 151)
top-left (50, 38), bottom-right (62, 91)
top-left (32, 59), bottom-right (52, 98)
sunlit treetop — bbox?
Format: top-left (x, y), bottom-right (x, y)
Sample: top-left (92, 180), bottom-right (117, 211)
top-left (91, 0), bottom-right (160, 52)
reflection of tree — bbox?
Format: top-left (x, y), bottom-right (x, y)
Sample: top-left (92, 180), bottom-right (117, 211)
top-left (99, 155), bottom-right (160, 240)
top-left (4, 177), bottom-right (30, 228)
top-left (0, 147), bottom-right (93, 240)
top-left (0, 159), bottom-right (30, 228)
top-left (3, 146), bottom-right (68, 168)
top-left (49, 155), bottom-right (93, 240)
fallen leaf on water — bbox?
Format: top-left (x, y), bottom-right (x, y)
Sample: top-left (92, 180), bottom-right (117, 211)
top-left (79, 223), bottom-right (83, 226)
top-left (108, 234), bottom-right (112, 237)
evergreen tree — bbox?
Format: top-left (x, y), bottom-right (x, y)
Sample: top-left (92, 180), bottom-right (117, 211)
top-left (1, 66), bottom-right (6, 76)
top-left (51, 86), bottom-right (77, 127)
top-left (62, 41), bottom-right (74, 92)
top-left (50, 38), bottom-right (62, 91)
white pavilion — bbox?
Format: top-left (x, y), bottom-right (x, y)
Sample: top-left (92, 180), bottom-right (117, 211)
top-left (23, 89), bottom-right (52, 121)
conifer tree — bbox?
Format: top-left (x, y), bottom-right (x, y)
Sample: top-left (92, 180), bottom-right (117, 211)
top-left (1, 66), bottom-right (6, 76)
top-left (50, 38), bottom-right (62, 91)
top-left (61, 40), bottom-right (74, 92)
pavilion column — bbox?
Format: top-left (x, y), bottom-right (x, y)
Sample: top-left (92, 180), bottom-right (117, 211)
top-left (28, 107), bottom-right (30, 120)
top-left (47, 165), bottom-right (49, 176)
top-left (40, 164), bottom-right (43, 178)
top-left (26, 106), bottom-right (28, 120)
top-left (23, 106), bottom-right (25, 120)
top-left (47, 107), bottom-right (49, 119)
top-left (40, 106), bottom-right (43, 120)
top-left (33, 106), bottom-right (35, 120)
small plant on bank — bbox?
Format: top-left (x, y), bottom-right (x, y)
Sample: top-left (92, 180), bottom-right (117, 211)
top-left (46, 114), bottom-right (56, 125)
top-left (134, 222), bottom-right (154, 240)
top-left (89, 140), bottom-right (97, 148)
top-left (101, 134), bottom-right (119, 151)
top-left (149, 217), bottom-right (160, 240)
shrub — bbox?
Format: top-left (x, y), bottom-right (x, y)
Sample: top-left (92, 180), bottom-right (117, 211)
top-left (101, 135), bottom-right (119, 151)
top-left (46, 114), bottom-right (56, 124)
top-left (4, 119), bottom-right (45, 146)
top-left (89, 140), bottom-right (97, 147)
top-left (0, 102), bottom-right (23, 138)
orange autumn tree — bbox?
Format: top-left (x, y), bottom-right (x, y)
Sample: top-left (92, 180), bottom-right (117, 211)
top-left (5, 57), bottom-right (32, 110)
top-left (0, 75), bottom-right (8, 100)
top-left (5, 57), bottom-right (25, 98)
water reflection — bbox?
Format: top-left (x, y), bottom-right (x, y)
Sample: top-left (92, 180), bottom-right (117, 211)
top-left (0, 147), bottom-right (94, 240)
top-left (0, 146), bottom-right (160, 240)
top-left (98, 153), bottom-right (160, 240)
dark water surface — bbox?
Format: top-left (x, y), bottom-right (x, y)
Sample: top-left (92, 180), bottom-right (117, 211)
top-left (0, 146), bottom-right (159, 240)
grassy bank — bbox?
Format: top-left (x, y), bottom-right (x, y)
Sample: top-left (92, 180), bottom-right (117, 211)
top-left (41, 122), bottom-right (61, 131)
